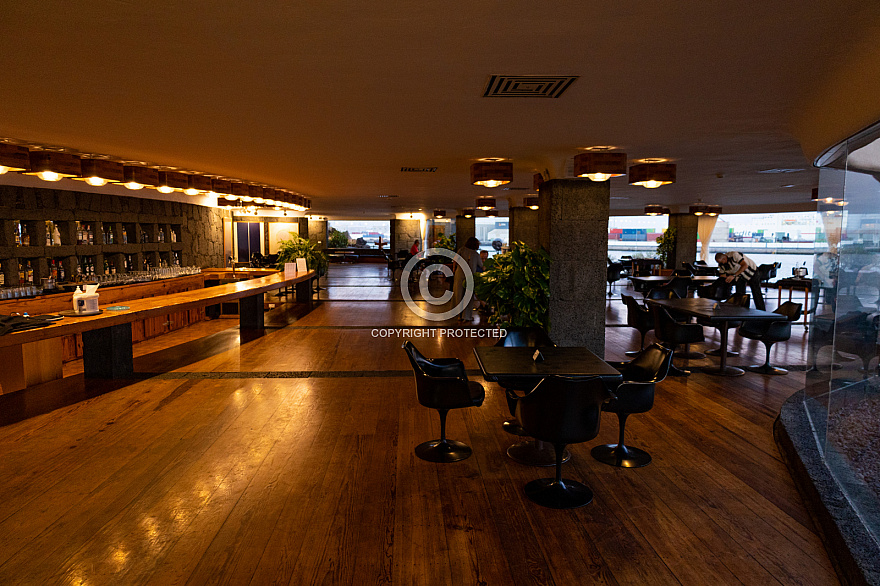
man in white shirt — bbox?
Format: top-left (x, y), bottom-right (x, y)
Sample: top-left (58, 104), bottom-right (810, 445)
top-left (715, 251), bottom-right (765, 310)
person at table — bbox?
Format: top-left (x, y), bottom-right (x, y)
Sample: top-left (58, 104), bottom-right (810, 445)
top-left (715, 251), bottom-right (765, 310)
top-left (410, 239), bottom-right (420, 256)
top-left (454, 237), bottom-right (483, 322)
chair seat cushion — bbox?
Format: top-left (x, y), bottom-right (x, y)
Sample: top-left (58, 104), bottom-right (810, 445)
top-left (468, 381), bottom-right (486, 406)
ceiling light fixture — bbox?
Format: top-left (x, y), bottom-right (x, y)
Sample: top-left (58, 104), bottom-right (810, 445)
top-left (690, 204), bottom-right (722, 216)
top-left (156, 170), bottom-right (189, 194)
top-left (476, 196), bottom-right (495, 210)
top-left (574, 152), bottom-right (627, 182)
top-left (523, 196), bottom-right (539, 210)
top-left (434, 209), bottom-right (446, 218)
top-left (121, 165), bottom-right (159, 190)
top-left (185, 174), bottom-right (212, 196)
top-left (485, 208), bottom-right (498, 217)
top-left (0, 144), bottom-right (30, 174)
top-left (644, 204), bottom-right (670, 216)
top-left (629, 162), bottom-right (676, 188)
top-left (23, 151), bottom-right (81, 182)
top-left (77, 158), bottom-right (124, 187)
top-left (471, 161), bottom-right (513, 188)
top-left (462, 208), bottom-right (474, 219)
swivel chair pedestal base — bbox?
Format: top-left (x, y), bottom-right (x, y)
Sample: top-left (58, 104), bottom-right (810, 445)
top-left (591, 443), bottom-right (652, 468)
top-left (507, 440), bottom-right (570, 467)
top-left (415, 439), bottom-right (473, 463)
top-left (502, 418), bottom-right (527, 436)
top-left (705, 348), bottom-right (739, 358)
top-left (525, 478), bottom-right (593, 509)
top-left (746, 364), bottom-right (788, 376)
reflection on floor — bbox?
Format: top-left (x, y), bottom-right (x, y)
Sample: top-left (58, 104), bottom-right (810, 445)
top-left (0, 263), bottom-right (840, 584)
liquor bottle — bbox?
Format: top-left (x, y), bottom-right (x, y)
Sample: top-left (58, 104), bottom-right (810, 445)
top-left (75, 222), bottom-right (82, 245)
top-left (18, 262), bottom-right (25, 284)
top-left (122, 226), bottom-right (128, 244)
top-left (46, 221), bottom-right (53, 246)
top-left (53, 223), bottom-right (61, 245)
top-left (14, 222), bottom-right (21, 246)
top-left (0, 271), bottom-right (4, 287)
top-left (50, 260), bottom-right (58, 280)
top-left (22, 225), bottom-right (30, 247)
top-left (110, 262), bottom-right (116, 275)
top-left (87, 224), bottom-right (94, 245)
top-left (58, 263), bottom-right (65, 282)
top-left (171, 229), bottom-right (177, 243)
top-left (158, 228), bottom-right (165, 243)
top-left (26, 260), bottom-right (33, 284)
top-left (103, 260), bottom-right (109, 274)
top-left (108, 225), bottom-right (114, 244)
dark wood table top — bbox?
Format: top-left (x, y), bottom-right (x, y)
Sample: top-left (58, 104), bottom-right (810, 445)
top-left (473, 346), bottom-right (622, 382)
top-left (646, 297), bottom-right (783, 323)
top-left (629, 275), bottom-right (717, 284)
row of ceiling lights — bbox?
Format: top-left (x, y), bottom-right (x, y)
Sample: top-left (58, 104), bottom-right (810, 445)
top-left (469, 152), bottom-right (677, 190)
top-left (0, 143), bottom-right (311, 212)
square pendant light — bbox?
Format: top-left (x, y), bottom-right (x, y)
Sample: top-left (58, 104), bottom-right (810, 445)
top-left (574, 152), bottom-right (627, 181)
top-left (77, 159), bottom-right (124, 186)
top-left (122, 165), bottom-right (159, 190)
top-left (156, 170), bottom-right (189, 193)
top-left (461, 208), bottom-right (475, 218)
top-left (471, 162), bottom-right (513, 188)
top-left (485, 208), bottom-right (498, 217)
top-left (476, 196), bottom-right (495, 210)
top-left (24, 151), bottom-right (81, 181)
top-left (644, 204), bottom-right (670, 216)
top-left (0, 144), bottom-right (30, 173)
top-left (523, 196), bottom-right (539, 210)
top-left (185, 174), bottom-right (213, 195)
top-left (629, 163), bottom-right (676, 188)
top-left (434, 209), bottom-right (446, 218)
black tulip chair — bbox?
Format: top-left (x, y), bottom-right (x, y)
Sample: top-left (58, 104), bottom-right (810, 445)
top-left (402, 341), bottom-right (485, 462)
top-left (651, 304), bottom-right (705, 374)
top-left (591, 344), bottom-right (673, 468)
top-left (494, 327), bottom-right (555, 436)
top-left (622, 294), bottom-right (654, 358)
top-left (514, 376), bottom-right (611, 509)
top-left (701, 293), bottom-right (750, 357)
top-left (737, 301), bottom-right (802, 375)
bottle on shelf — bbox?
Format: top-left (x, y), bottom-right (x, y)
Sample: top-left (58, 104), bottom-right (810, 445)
top-left (46, 221), bottom-right (53, 246)
top-left (171, 229), bottom-right (177, 243)
top-left (87, 224), bottom-right (94, 245)
top-left (53, 223), bottom-right (61, 246)
top-left (158, 228), bottom-right (165, 243)
top-left (18, 262), bottom-right (25, 284)
top-left (58, 262), bottom-right (65, 282)
top-left (108, 225), bottom-right (115, 244)
top-left (26, 260), bottom-right (33, 284)
top-left (14, 222), bottom-right (21, 246)
top-left (21, 223), bottom-right (30, 247)
top-left (121, 225), bottom-right (128, 244)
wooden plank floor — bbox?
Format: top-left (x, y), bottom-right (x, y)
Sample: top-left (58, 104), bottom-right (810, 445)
top-left (0, 265), bottom-right (838, 585)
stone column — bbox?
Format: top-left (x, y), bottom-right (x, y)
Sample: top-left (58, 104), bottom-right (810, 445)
top-left (509, 207), bottom-right (540, 249)
top-left (392, 219), bottom-right (421, 254)
top-left (455, 215), bottom-right (475, 250)
top-left (307, 220), bottom-right (326, 250)
top-left (667, 212), bottom-right (699, 270)
top-left (538, 179), bottom-right (609, 354)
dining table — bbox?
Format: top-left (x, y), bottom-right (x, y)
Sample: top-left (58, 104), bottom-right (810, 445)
top-left (473, 346), bottom-right (622, 466)
top-left (646, 297), bottom-right (787, 376)
top-left (628, 275), bottom-right (717, 293)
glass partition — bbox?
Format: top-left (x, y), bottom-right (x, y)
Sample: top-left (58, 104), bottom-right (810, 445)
top-left (807, 120), bottom-right (880, 543)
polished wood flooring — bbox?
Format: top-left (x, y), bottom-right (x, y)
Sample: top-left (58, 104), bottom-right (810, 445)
top-left (0, 265), bottom-right (838, 584)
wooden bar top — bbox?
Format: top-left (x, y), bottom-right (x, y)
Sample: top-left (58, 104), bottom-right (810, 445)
top-left (0, 270), bottom-right (315, 349)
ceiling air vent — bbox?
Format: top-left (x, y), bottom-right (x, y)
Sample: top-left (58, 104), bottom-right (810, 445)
top-left (377, 194), bottom-right (399, 198)
top-left (401, 167), bottom-right (438, 172)
top-left (758, 168), bottom-right (805, 174)
top-left (483, 75), bottom-right (579, 98)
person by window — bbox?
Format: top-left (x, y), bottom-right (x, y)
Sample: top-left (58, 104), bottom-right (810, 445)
top-left (716, 251), bottom-right (765, 310)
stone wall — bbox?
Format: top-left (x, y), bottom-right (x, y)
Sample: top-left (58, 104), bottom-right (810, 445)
top-left (393, 219), bottom-right (422, 255)
top-left (0, 184), bottom-right (227, 285)
top-left (509, 207), bottom-right (540, 249)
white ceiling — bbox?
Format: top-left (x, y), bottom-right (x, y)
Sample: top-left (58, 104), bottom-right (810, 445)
top-left (2, 1), bottom-right (879, 216)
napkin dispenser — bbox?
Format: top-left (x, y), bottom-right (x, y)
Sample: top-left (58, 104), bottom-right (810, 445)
top-left (72, 284), bottom-right (100, 314)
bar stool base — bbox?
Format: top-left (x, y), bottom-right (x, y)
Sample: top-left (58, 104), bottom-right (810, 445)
top-left (705, 348), bottom-right (739, 357)
top-left (591, 443), bottom-right (652, 468)
top-left (747, 364), bottom-right (788, 376)
top-left (415, 439), bottom-right (472, 463)
top-left (702, 365), bottom-right (745, 377)
top-left (502, 418), bottom-right (527, 436)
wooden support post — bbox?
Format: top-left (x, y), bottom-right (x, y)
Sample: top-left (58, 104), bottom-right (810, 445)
top-left (239, 294), bottom-right (265, 329)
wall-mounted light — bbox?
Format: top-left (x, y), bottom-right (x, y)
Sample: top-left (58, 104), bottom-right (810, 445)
top-left (574, 152), bottom-right (627, 182)
top-left (76, 159), bottom-right (123, 187)
top-left (0, 144), bottom-right (30, 174)
top-left (644, 204), bottom-right (670, 216)
top-left (471, 161), bottom-right (513, 188)
top-left (23, 151), bottom-right (81, 182)
top-left (476, 196), bottom-right (495, 210)
top-left (523, 196), bottom-right (539, 210)
top-left (629, 162), bottom-right (676, 188)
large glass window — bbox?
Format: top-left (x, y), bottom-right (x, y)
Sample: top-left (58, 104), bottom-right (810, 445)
top-left (327, 220), bottom-right (390, 249)
top-left (475, 217), bottom-right (509, 256)
top-left (607, 215), bottom-right (668, 261)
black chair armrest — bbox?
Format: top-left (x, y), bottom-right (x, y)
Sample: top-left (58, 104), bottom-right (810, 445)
top-left (423, 358), bottom-right (467, 378)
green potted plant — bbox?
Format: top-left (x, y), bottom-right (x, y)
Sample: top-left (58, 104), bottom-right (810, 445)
top-left (655, 227), bottom-right (677, 270)
top-left (474, 241), bottom-right (551, 330)
top-left (435, 233), bottom-right (456, 252)
top-left (328, 227), bottom-right (349, 248)
top-left (276, 233), bottom-right (329, 276)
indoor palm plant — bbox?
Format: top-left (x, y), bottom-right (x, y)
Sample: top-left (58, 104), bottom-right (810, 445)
top-left (276, 233), bottom-right (329, 276)
top-left (655, 227), bottom-right (677, 269)
top-left (474, 241), bottom-right (551, 330)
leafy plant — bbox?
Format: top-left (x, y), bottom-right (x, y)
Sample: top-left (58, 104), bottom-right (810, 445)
top-left (276, 233), bottom-right (329, 276)
top-left (328, 227), bottom-right (349, 248)
top-left (435, 233), bottom-right (456, 252)
top-left (474, 241), bottom-right (551, 330)
top-left (655, 227), bottom-right (677, 269)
